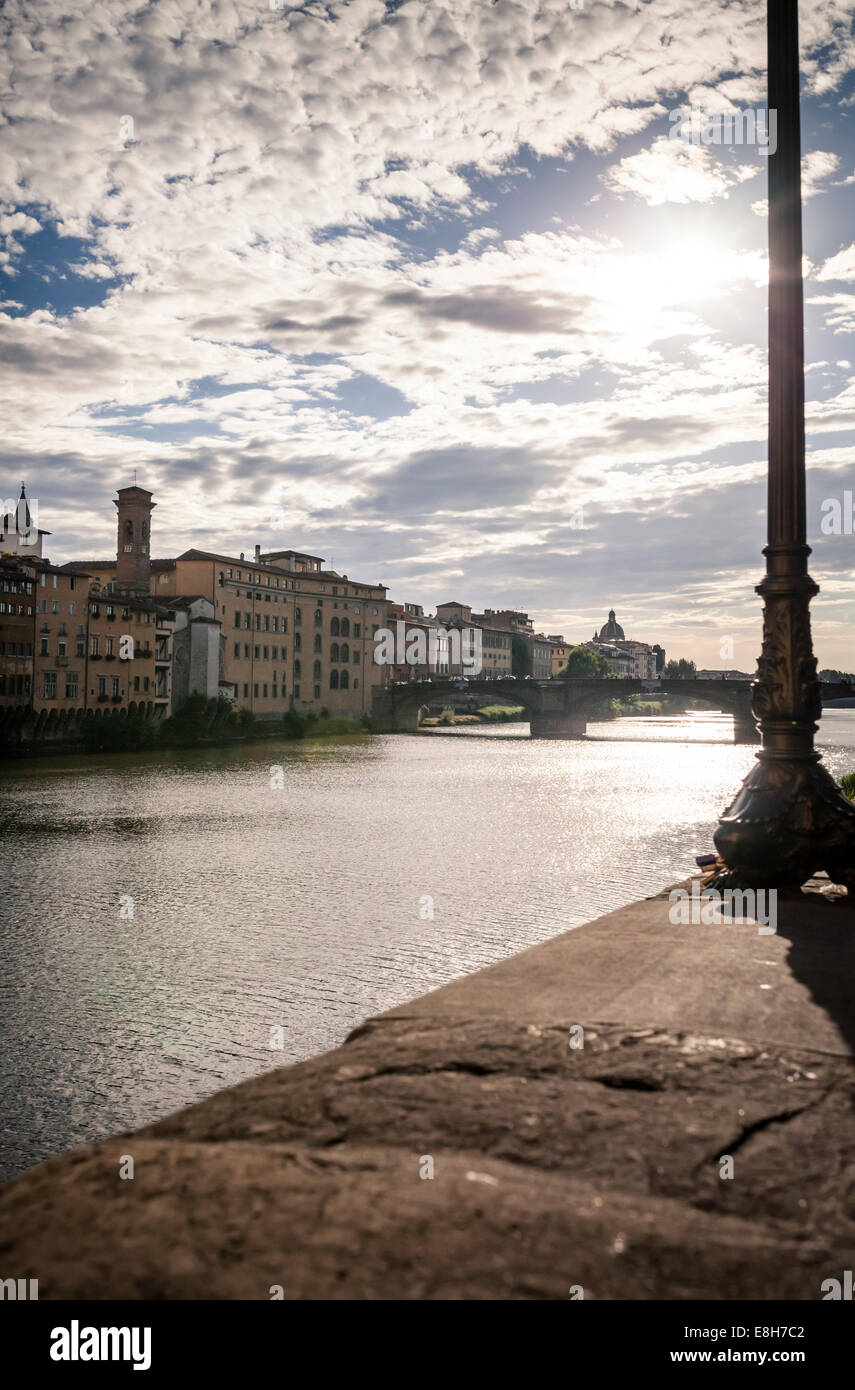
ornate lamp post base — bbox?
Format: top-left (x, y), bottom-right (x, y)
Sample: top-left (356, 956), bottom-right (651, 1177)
top-left (713, 753), bottom-right (855, 892)
top-left (711, 554), bottom-right (855, 892)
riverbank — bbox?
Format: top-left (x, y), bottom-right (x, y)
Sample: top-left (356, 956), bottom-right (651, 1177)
top-left (2, 875), bottom-right (853, 1299)
top-left (0, 700), bottom-right (371, 759)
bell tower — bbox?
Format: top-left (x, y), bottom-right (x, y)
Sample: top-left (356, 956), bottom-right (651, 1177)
top-left (114, 485), bottom-right (155, 595)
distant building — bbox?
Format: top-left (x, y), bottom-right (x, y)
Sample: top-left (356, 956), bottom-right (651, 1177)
top-left (547, 635), bottom-right (570, 677)
top-left (586, 608), bottom-right (663, 679)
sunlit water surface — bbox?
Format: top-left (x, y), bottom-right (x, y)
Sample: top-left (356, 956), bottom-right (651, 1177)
top-left (2, 710), bottom-right (854, 1179)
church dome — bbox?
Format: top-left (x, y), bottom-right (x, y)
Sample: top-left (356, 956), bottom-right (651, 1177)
top-left (597, 609), bottom-right (625, 641)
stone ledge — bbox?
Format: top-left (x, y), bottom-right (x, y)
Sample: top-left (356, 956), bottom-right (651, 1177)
top-left (1, 887), bottom-right (853, 1299)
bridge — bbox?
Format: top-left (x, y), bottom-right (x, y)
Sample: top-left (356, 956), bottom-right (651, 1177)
top-left (372, 678), bottom-right (855, 742)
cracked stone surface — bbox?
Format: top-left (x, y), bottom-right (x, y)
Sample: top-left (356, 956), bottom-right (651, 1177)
top-left (1, 884), bottom-right (854, 1299)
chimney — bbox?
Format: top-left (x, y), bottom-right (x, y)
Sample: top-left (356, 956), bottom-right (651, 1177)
top-left (254, 544), bottom-right (261, 563)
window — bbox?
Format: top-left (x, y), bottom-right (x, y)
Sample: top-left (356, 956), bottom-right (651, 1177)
top-left (69, 602), bottom-right (76, 616)
top-left (254, 683), bottom-right (259, 697)
top-left (134, 676), bottom-right (140, 692)
top-left (65, 673), bottom-right (79, 700)
top-left (294, 632), bottom-right (302, 652)
top-left (58, 639), bottom-right (67, 658)
top-left (329, 670), bottom-right (339, 689)
top-left (76, 638), bottom-right (85, 658)
top-left (264, 615), bottom-right (270, 631)
top-left (254, 645), bottom-right (260, 659)
top-left (263, 684), bottom-right (268, 697)
top-left (354, 606), bottom-right (360, 615)
top-left (340, 643), bottom-right (349, 662)
top-left (340, 669), bottom-right (349, 690)
top-left (52, 600), bottom-right (59, 614)
top-left (313, 634), bottom-right (322, 653)
top-left (272, 684), bottom-right (278, 699)
top-left (112, 677), bottom-right (120, 697)
top-left (244, 644), bottom-right (250, 659)
top-left (43, 671), bottom-right (57, 699)
top-left (313, 659), bottom-right (321, 679)
top-left (243, 683), bottom-right (249, 698)
top-left (106, 637), bottom-right (114, 656)
top-left (354, 678), bottom-right (358, 689)
top-left (295, 607), bottom-right (302, 625)
top-left (234, 612), bottom-right (241, 628)
top-left (354, 623), bottom-right (361, 637)
top-left (330, 617), bottom-right (340, 636)
top-left (330, 642), bottom-right (339, 662)
top-left (293, 659), bottom-right (301, 677)
top-left (353, 650), bottom-right (359, 664)
top-left (282, 617), bottom-right (288, 633)
top-left (263, 645), bottom-right (269, 660)
top-left (294, 684), bottom-right (300, 699)
top-left (234, 642), bottom-right (240, 658)
top-left (40, 637), bottom-right (49, 656)
top-left (314, 608), bottom-right (322, 626)
top-left (98, 676), bottom-right (106, 697)
top-left (272, 646), bottom-right (278, 660)
top-left (340, 618), bottom-right (350, 637)
top-left (143, 677), bottom-right (149, 692)
top-left (314, 684), bottom-right (320, 698)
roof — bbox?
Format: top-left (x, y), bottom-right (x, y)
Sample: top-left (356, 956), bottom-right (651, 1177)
top-left (175, 548), bottom-right (387, 591)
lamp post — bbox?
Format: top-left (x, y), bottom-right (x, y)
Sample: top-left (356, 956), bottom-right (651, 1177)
top-left (712, 0), bottom-right (855, 890)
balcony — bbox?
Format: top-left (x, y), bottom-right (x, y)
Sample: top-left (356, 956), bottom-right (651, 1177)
top-left (154, 651), bottom-right (171, 665)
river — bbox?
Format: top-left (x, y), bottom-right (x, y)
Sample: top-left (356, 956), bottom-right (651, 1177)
top-left (2, 709), bottom-right (854, 1180)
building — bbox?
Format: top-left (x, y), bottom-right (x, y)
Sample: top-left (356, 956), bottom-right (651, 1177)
top-left (586, 609), bottom-right (664, 679)
top-left (0, 558), bottom-right (35, 710)
top-left (383, 603), bottom-right (449, 682)
top-left (548, 634), bottom-right (570, 677)
top-left (156, 547), bottom-right (388, 719)
top-left (53, 489), bottom-right (389, 720)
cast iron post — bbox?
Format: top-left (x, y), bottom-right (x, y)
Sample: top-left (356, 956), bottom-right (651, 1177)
top-left (713, 0), bottom-right (855, 889)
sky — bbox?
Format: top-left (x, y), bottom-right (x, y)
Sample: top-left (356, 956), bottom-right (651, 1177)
top-left (2, 0), bottom-right (855, 670)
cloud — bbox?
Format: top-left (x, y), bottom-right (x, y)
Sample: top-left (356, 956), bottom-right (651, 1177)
top-left (1, 0), bottom-right (854, 664)
top-left (601, 137), bottom-right (759, 205)
top-left (815, 243), bottom-right (855, 282)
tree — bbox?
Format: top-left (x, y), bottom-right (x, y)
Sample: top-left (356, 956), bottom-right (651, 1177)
top-left (663, 658), bottom-right (697, 679)
top-left (558, 645), bottom-right (612, 679)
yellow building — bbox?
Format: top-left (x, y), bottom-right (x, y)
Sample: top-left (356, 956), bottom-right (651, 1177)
top-left (153, 548), bottom-right (387, 718)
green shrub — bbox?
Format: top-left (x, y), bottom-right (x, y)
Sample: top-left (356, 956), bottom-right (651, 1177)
top-left (839, 772), bottom-right (855, 801)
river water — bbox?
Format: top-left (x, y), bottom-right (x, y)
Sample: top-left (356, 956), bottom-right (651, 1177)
top-left (2, 710), bottom-right (854, 1180)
